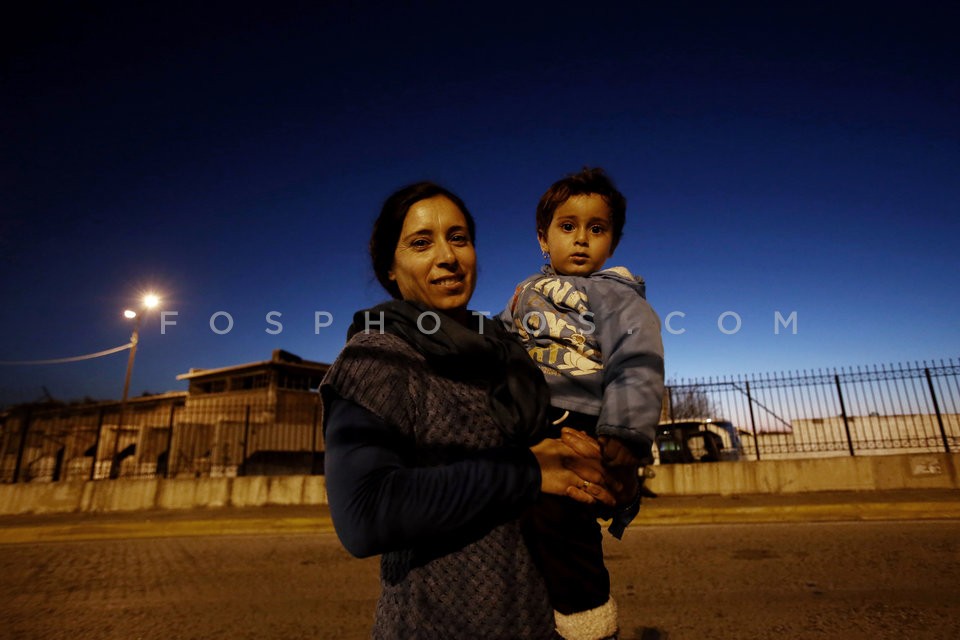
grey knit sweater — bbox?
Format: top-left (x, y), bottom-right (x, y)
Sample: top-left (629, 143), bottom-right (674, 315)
top-left (321, 330), bottom-right (557, 639)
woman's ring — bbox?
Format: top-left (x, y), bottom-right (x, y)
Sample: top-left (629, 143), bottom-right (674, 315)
top-left (581, 480), bottom-right (590, 490)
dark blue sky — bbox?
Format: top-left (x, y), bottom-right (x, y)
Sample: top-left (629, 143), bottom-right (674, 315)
top-left (2, 1), bottom-right (958, 406)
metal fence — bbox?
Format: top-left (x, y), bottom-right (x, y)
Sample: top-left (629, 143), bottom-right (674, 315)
top-left (0, 392), bottom-right (324, 483)
top-left (4, 358), bottom-right (959, 482)
top-left (665, 358), bottom-right (960, 460)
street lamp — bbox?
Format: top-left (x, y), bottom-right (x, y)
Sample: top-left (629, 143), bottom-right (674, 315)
top-left (110, 293), bottom-right (160, 479)
top-left (121, 294), bottom-right (159, 408)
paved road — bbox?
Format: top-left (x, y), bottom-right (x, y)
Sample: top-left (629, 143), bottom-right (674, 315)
top-left (2, 511), bottom-right (959, 639)
top-left (614, 520), bottom-right (960, 639)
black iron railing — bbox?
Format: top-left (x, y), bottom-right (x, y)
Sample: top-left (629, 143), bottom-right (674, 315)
top-left (3, 358), bottom-right (957, 481)
top-left (665, 359), bottom-right (959, 460)
top-left (0, 392), bottom-right (324, 483)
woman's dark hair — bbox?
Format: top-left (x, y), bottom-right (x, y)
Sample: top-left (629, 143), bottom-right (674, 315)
top-left (370, 181), bottom-right (476, 299)
top-left (536, 167), bottom-right (627, 252)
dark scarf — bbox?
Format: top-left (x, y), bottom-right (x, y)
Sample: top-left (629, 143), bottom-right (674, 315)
top-left (348, 300), bottom-right (550, 445)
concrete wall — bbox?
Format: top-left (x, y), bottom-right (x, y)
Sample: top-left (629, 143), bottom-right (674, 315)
top-left (646, 451), bottom-right (959, 496)
top-left (1, 452), bottom-right (957, 516)
top-left (0, 475), bottom-right (328, 516)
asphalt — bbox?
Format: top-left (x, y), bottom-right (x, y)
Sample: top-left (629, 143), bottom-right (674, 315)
top-left (1, 489), bottom-right (958, 545)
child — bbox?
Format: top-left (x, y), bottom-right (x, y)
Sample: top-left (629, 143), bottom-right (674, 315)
top-left (501, 167), bottom-right (665, 640)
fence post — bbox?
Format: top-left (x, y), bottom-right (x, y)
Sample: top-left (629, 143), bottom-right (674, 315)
top-left (240, 405), bottom-right (251, 477)
top-left (53, 447), bottom-right (65, 482)
top-left (90, 407), bottom-right (105, 480)
top-left (12, 407), bottom-right (32, 483)
top-left (667, 386), bottom-right (675, 422)
top-left (311, 395), bottom-right (321, 475)
top-left (745, 380), bottom-right (761, 461)
top-left (834, 374), bottom-right (855, 456)
top-left (924, 367), bottom-right (950, 454)
top-left (163, 403), bottom-right (176, 479)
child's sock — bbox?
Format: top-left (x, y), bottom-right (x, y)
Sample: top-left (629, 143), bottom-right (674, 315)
top-left (553, 596), bottom-right (618, 640)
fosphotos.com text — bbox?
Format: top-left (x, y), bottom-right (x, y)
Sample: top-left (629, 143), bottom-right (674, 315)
top-left (155, 310), bottom-right (799, 336)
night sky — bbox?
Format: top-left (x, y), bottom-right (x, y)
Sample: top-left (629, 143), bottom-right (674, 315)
top-left (2, 2), bottom-right (958, 406)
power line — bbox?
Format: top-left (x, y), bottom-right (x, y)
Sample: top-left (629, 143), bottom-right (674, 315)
top-left (0, 342), bottom-right (133, 365)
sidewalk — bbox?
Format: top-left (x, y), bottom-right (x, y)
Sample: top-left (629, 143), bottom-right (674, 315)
top-left (0, 489), bottom-right (957, 545)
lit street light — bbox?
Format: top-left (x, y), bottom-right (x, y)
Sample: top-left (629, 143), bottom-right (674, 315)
top-left (109, 293), bottom-right (160, 479)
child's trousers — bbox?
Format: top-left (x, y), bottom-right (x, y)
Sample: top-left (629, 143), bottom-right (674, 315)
top-left (521, 491), bottom-right (611, 614)
top-left (521, 408), bottom-right (611, 615)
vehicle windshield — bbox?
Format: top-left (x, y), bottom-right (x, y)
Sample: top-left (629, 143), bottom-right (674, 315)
top-left (655, 419), bottom-right (744, 463)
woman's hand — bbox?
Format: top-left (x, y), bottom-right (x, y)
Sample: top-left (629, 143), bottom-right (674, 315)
top-left (530, 436), bottom-right (616, 507)
top-left (565, 429), bottom-right (643, 507)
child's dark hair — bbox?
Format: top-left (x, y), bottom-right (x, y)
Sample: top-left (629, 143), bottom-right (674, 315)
top-left (536, 167), bottom-right (626, 251)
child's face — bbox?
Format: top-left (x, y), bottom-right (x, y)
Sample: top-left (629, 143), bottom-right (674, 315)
top-left (538, 194), bottom-right (614, 276)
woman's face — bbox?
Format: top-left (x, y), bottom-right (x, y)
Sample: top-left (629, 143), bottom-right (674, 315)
top-left (389, 195), bottom-right (477, 314)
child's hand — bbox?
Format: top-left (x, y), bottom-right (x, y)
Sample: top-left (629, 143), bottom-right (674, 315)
top-left (598, 435), bottom-right (641, 468)
top-left (598, 436), bottom-right (641, 507)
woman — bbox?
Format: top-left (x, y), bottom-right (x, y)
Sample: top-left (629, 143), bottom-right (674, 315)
top-left (321, 182), bottom-right (617, 639)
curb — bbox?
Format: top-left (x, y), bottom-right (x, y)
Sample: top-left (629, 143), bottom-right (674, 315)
top-left (3, 498), bottom-right (960, 545)
top-left (0, 516), bottom-right (337, 545)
